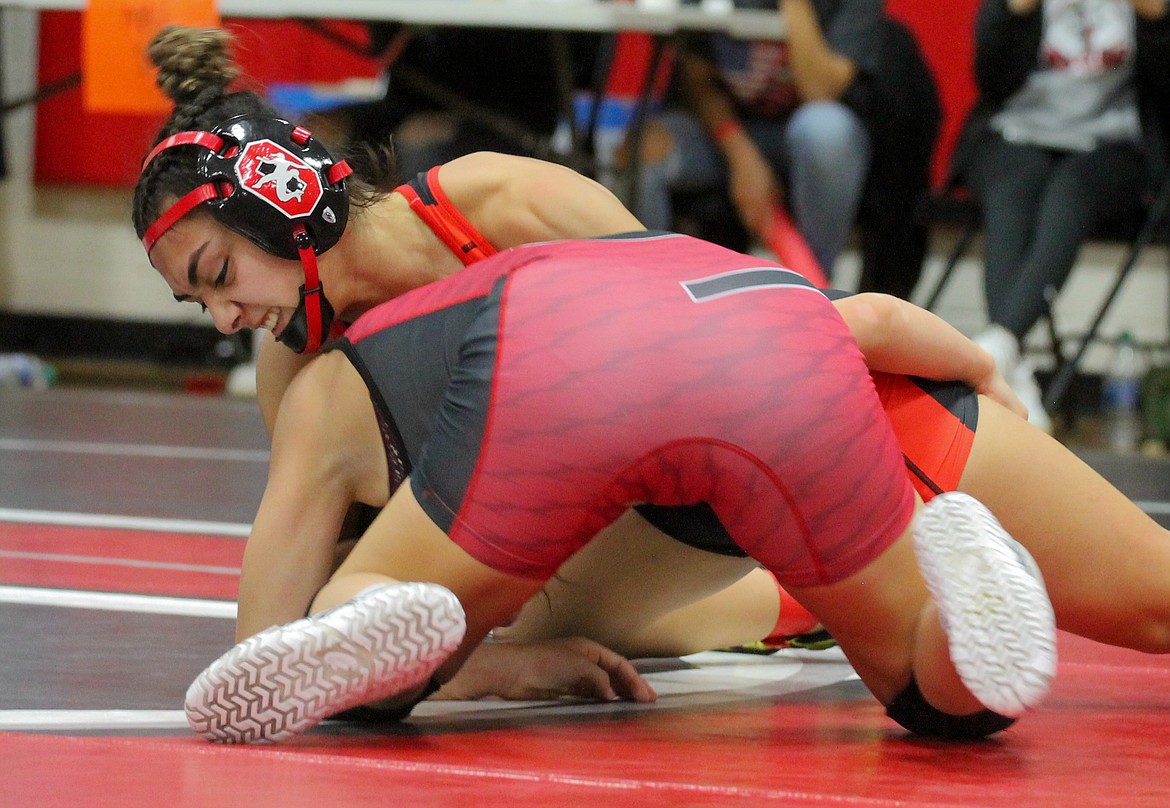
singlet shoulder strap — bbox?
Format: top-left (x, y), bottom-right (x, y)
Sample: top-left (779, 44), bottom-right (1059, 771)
top-left (393, 166), bottom-right (498, 266)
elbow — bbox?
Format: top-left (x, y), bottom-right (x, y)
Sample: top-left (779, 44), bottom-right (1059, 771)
top-left (839, 293), bottom-right (901, 355)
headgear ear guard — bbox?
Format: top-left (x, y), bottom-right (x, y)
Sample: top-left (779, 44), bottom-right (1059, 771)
top-left (140, 114), bottom-right (353, 354)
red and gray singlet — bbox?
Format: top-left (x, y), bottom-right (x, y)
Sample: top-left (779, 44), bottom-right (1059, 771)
top-left (339, 232), bottom-right (919, 587)
top-left (380, 171), bottom-right (979, 558)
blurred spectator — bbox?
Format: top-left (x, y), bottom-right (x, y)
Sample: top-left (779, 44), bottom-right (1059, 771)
top-left (311, 24), bottom-right (599, 179)
top-left (626, 0), bottom-right (939, 296)
top-left (953, 0), bottom-right (1170, 431)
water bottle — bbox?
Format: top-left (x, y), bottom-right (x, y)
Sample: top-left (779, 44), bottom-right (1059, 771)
top-left (0, 353), bottom-right (57, 390)
top-left (1101, 331), bottom-right (1144, 453)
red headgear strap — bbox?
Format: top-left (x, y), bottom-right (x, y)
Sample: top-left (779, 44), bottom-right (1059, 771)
top-left (141, 131), bottom-right (224, 172)
top-left (142, 183), bottom-right (219, 254)
top-left (292, 225), bottom-right (325, 354)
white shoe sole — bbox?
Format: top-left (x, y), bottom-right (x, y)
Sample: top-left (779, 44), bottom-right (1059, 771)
top-left (913, 492), bottom-right (1057, 717)
top-left (185, 582), bottom-right (466, 743)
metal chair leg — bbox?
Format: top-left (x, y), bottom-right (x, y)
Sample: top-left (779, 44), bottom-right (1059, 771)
top-left (1043, 177), bottom-right (1170, 412)
top-left (922, 221), bottom-right (978, 311)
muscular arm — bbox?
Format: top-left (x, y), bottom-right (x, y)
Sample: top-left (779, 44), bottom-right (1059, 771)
top-left (835, 293), bottom-right (1026, 418)
top-left (255, 331), bottom-right (313, 437)
top-left (236, 352), bottom-right (386, 641)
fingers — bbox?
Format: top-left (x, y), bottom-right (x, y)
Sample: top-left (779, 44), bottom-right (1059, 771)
top-left (566, 637), bottom-right (658, 703)
top-left (979, 373), bottom-right (1028, 420)
top-left (591, 646), bottom-right (658, 703)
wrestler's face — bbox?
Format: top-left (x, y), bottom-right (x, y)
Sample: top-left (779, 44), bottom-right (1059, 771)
top-left (149, 211), bottom-right (304, 340)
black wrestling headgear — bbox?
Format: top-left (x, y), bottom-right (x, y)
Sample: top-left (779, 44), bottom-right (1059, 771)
top-left (141, 115), bottom-right (352, 353)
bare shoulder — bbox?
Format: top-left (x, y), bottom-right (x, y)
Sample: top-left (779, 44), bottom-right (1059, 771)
top-left (270, 349), bottom-right (384, 498)
top-left (277, 351), bottom-right (364, 437)
top-left (439, 152), bottom-right (641, 244)
top-left (439, 152), bottom-right (567, 200)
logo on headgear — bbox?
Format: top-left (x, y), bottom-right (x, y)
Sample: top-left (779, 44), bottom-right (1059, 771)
top-left (235, 139), bottom-right (323, 219)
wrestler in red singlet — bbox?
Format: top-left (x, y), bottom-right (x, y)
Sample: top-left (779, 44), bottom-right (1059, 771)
top-left (343, 231), bottom-right (916, 587)
top-left (391, 168), bottom-right (978, 511)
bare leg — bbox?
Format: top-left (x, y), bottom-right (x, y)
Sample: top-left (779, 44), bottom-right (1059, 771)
top-left (589, 397), bottom-right (1170, 661)
top-left (311, 484), bottom-right (545, 677)
top-left (787, 493), bottom-right (1055, 721)
top-left (499, 509), bottom-right (767, 657)
top-left (622, 566), bottom-right (781, 656)
top-left (961, 396), bottom-right (1170, 652)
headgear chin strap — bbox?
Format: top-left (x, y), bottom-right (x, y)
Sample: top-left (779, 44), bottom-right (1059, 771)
top-left (141, 115), bottom-right (353, 354)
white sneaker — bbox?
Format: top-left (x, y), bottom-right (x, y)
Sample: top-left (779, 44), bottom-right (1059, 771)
top-left (912, 492), bottom-right (1057, 717)
top-left (185, 582), bottom-right (466, 743)
top-left (975, 325), bottom-right (1051, 432)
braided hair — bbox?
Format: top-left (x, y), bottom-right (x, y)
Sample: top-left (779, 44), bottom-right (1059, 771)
top-left (132, 26), bottom-right (392, 242)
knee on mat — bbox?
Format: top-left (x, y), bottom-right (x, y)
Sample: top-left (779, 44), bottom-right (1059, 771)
top-left (885, 676), bottom-right (1016, 741)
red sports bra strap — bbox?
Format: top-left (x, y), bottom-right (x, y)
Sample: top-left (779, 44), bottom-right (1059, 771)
top-left (394, 166), bottom-right (497, 267)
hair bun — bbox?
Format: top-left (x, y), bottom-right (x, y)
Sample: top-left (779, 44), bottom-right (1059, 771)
top-left (149, 26), bottom-right (240, 105)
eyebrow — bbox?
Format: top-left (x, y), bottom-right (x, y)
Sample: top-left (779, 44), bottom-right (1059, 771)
top-left (173, 242), bottom-right (209, 303)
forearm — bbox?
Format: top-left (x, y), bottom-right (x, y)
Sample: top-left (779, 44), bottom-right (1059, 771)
top-left (235, 524), bottom-right (335, 641)
top-left (834, 293), bottom-right (996, 387)
top-left (676, 52), bottom-right (773, 211)
top-left (780, 0), bottom-right (856, 100)
top-left (679, 54), bottom-right (753, 159)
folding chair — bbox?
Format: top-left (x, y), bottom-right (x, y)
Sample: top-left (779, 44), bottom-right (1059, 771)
top-left (919, 119), bottom-right (1170, 417)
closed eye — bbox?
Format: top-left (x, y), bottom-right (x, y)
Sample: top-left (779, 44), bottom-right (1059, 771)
top-left (172, 293), bottom-right (209, 313)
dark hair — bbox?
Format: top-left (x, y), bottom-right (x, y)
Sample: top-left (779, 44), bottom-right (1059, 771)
top-left (132, 26), bottom-right (395, 242)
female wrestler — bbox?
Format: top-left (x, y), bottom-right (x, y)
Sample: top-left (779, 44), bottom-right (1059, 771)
top-left (132, 25), bottom-right (1031, 705)
top-left (131, 27), bottom-right (1166, 721)
top-left (173, 232), bottom-right (1057, 744)
top-left (133, 26), bottom-right (644, 437)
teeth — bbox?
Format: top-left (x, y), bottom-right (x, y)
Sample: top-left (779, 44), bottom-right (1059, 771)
top-left (262, 310), bottom-right (279, 331)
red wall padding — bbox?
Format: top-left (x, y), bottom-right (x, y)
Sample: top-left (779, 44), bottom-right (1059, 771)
top-left (885, 0), bottom-right (981, 188)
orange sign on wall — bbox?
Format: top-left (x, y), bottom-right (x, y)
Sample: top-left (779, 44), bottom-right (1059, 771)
top-left (82, 0), bottom-right (220, 114)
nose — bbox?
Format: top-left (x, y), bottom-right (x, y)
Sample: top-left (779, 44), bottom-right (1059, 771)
top-left (206, 297), bottom-right (244, 334)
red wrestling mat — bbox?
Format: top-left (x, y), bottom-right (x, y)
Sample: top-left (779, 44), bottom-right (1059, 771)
top-left (0, 522), bottom-right (242, 600)
top-left (6, 632), bottom-right (1170, 808)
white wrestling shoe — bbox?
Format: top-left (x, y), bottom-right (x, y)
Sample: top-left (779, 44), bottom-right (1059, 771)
top-left (185, 582), bottom-right (466, 743)
top-left (912, 492), bottom-right (1057, 717)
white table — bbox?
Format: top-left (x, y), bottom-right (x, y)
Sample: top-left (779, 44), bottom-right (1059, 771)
top-left (0, 0), bottom-right (783, 39)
